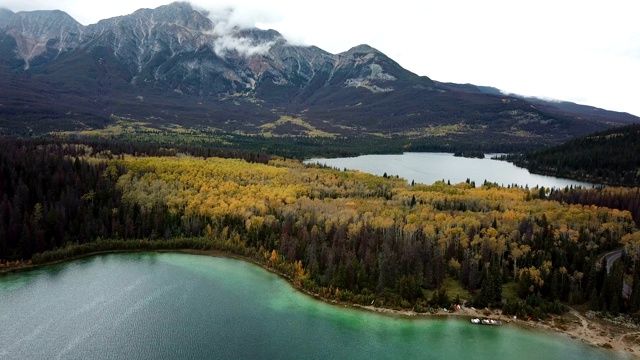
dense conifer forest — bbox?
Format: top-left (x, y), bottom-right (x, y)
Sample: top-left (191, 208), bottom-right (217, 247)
top-left (502, 124), bottom-right (640, 186)
top-left (2, 138), bottom-right (640, 317)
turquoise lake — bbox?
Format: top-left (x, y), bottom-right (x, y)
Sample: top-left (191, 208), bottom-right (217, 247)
top-left (0, 253), bottom-right (630, 359)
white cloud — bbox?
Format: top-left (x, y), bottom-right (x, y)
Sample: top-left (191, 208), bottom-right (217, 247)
top-left (198, 5), bottom-right (280, 57)
top-left (203, 4), bottom-right (282, 33)
top-left (212, 36), bottom-right (274, 57)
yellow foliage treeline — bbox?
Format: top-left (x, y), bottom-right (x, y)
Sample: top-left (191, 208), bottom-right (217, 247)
top-left (115, 155), bottom-right (635, 257)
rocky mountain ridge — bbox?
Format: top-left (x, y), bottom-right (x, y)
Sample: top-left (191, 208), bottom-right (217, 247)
top-left (0, 2), bottom-right (637, 149)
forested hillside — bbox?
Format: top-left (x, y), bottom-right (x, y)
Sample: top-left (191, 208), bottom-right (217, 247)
top-left (2, 139), bottom-right (640, 316)
top-left (549, 186), bottom-right (640, 227)
top-left (504, 124), bottom-right (640, 186)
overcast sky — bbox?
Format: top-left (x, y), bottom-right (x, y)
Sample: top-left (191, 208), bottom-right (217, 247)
top-left (2, 0), bottom-right (639, 116)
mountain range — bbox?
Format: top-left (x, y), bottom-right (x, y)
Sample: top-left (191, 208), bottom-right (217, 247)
top-left (0, 2), bottom-right (637, 150)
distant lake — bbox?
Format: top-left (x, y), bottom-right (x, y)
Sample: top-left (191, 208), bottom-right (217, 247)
top-left (0, 253), bottom-right (627, 360)
top-left (306, 153), bottom-right (595, 189)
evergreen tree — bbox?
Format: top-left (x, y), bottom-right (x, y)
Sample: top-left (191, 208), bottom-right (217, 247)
top-left (608, 261), bottom-right (625, 314)
top-left (588, 288), bottom-right (599, 311)
top-left (630, 262), bottom-right (640, 313)
top-left (475, 260), bottom-right (502, 307)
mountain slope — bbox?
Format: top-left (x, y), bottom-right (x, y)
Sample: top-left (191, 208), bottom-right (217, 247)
top-left (0, 8), bottom-right (13, 27)
top-left (0, 2), bottom-right (637, 149)
top-left (470, 85), bottom-right (638, 125)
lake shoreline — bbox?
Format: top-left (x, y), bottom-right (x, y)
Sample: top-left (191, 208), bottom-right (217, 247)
top-left (2, 248), bottom-right (639, 357)
top-left (171, 249), bottom-right (640, 357)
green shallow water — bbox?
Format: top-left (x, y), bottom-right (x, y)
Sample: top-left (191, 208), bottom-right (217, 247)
top-left (0, 253), bottom-right (631, 359)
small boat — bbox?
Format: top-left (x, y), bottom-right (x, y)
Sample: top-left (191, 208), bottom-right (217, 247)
top-left (471, 318), bottom-right (502, 325)
top-left (480, 318), bottom-right (502, 326)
